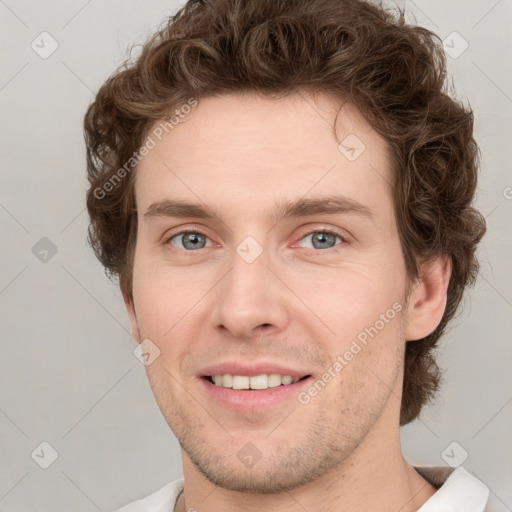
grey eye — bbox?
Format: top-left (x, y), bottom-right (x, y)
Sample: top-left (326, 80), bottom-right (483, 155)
top-left (302, 231), bottom-right (341, 250)
top-left (171, 232), bottom-right (209, 250)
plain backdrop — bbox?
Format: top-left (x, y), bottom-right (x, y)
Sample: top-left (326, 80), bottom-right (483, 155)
top-left (0, 0), bottom-right (511, 510)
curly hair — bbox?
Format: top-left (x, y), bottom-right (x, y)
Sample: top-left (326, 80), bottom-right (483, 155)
top-left (84, 0), bottom-right (486, 425)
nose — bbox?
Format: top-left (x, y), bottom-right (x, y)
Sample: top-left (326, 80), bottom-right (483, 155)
top-left (211, 240), bottom-right (290, 340)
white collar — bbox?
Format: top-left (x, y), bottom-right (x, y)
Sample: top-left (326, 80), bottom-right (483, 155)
top-left (416, 466), bottom-right (489, 511)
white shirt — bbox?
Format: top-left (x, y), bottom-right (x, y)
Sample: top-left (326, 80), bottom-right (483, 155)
top-left (114, 466), bottom-right (489, 512)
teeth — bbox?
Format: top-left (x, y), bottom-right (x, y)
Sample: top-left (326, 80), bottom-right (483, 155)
top-left (211, 374), bottom-right (301, 390)
top-left (268, 374), bottom-right (282, 387)
top-left (222, 374), bottom-right (233, 388)
top-left (281, 375), bottom-right (293, 385)
top-left (232, 375), bottom-right (250, 389)
top-left (249, 374), bottom-right (268, 389)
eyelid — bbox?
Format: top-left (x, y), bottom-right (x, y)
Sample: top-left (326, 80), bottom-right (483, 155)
top-left (162, 221), bottom-right (213, 241)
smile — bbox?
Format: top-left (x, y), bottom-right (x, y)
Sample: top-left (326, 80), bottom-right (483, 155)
top-left (207, 374), bottom-right (307, 389)
top-left (199, 374), bottom-right (313, 411)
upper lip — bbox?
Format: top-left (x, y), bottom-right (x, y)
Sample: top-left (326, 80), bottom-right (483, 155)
top-left (199, 362), bottom-right (312, 379)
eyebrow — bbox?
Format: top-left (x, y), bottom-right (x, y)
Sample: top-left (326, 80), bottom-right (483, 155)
top-left (143, 195), bottom-right (375, 224)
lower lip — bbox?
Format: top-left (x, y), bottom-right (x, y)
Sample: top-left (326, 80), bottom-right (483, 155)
top-left (198, 376), bottom-right (313, 412)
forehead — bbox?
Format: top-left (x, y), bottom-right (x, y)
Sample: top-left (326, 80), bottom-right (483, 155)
top-left (134, 91), bottom-right (393, 221)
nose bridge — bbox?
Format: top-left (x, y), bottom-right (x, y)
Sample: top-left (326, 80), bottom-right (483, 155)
top-left (212, 235), bottom-right (288, 337)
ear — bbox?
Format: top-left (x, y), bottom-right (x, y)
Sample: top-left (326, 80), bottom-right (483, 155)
top-left (122, 287), bottom-right (141, 344)
top-left (404, 254), bottom-right (452, 341)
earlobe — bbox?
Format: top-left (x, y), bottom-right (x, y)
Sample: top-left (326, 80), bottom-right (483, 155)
top-left (404, 254), bottom-right (452, 342)
top-left (122, 289), bottom-right (141, 344)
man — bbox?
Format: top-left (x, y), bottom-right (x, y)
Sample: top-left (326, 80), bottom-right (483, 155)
top-left (84, 0), bottom-right (489, 510)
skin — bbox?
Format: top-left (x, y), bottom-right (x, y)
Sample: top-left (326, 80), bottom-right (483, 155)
top-left (124, 91), bottom-right (451, 512)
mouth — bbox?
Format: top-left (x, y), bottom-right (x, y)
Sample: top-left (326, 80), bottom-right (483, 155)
top-left (203, 374), bottom-right (311, 390)
top-left (198, 372), bottom-right (313, 411)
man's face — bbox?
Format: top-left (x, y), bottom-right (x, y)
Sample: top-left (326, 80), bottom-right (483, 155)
top-left (127, 92), bottom-right (412, 492)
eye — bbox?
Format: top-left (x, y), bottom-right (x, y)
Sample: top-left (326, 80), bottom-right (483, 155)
top-left (296, 228), bottom-right (346, 251)
top-left (165, 228), bottom-right (347, 252)
top-left (166, 230), bottom-right (212, 251)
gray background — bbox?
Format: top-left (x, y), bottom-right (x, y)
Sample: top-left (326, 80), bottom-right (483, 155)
top-left (0, 0), bottom-right (511, 510)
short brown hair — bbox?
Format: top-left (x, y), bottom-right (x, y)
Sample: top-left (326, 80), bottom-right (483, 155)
top-left (84, 0), bottom-right (486, 425)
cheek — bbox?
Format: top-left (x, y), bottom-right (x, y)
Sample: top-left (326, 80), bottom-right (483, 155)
top-left (280, 255), bottom-right (406, 335)
top-left (131, 258), bottom-right (214, 365)
top-left (131, 260), bottom-right (175, 340)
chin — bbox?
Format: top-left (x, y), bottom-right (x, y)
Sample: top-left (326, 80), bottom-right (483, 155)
top-left (183, 435), bottom-right (347, 494)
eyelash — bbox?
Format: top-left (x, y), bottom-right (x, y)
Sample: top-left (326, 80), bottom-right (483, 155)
top-left (165, 228), bottom-right (347, 252)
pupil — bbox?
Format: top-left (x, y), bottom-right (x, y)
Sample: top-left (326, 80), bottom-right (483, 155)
top-left (314, 232), bottom-right (334, 249)
top-left (184, 233), bottom-right (204, 249)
